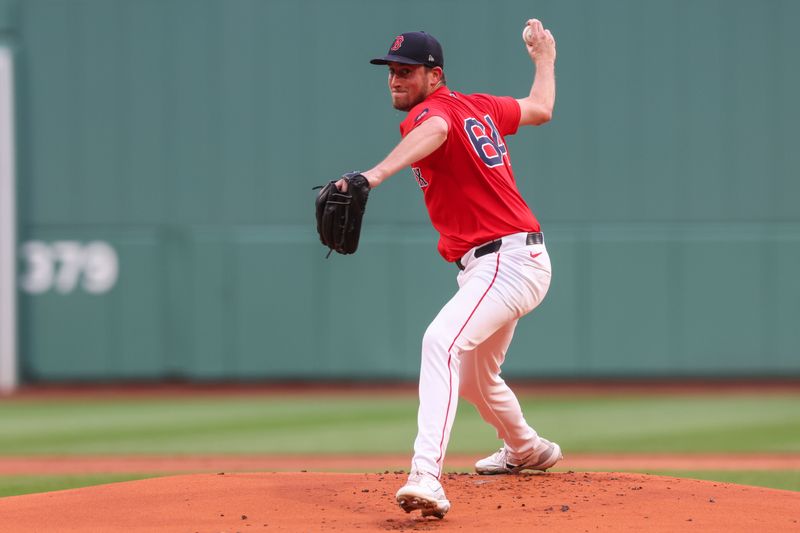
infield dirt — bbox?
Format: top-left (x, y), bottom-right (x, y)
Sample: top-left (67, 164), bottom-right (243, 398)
top-left (1, 471), bottom-right (798, 532)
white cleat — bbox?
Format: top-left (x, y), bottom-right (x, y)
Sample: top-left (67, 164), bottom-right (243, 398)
top-left (395, 471), bottom-right (451, 519)
top-left (475, 438), bottom-right (563, 475)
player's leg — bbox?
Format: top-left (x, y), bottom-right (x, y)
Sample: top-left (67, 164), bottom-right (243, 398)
top-left (460, 322), bottom-right (562, 473)
top-left (397, 246), bottom-right (556, 514)
top-left (397, 255), bottom-right (519, 518)
top-left (408, 254), bottom-right (521, 480)
top-left (463, 245), bottom-right (561, 474)
top-left (459, 320), bottom-right (539, 455)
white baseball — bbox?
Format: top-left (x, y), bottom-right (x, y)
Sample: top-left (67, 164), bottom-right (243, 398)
top-left (522, 26), bottom-right (534, 45)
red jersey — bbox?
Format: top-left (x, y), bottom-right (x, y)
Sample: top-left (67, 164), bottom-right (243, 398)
top-left (400, 86), bottom-right (541, 262)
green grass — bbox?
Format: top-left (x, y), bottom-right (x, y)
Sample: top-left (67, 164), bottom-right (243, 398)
top-left (0, 396), bottom-right (419, 454)
top-left (1, 392), bottom-right (798, 496)
top-left (640, 470), bottom-right (800, 492)
top-left (0, 473), bottom-right (155, 498)
top-left (1, 393), bottom-right (798, 455)
top-left (455, 394), bottom-right (800, 454)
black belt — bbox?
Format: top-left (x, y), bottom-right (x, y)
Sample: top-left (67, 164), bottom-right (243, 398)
top-left (455, 232), bottom-right (543, 270)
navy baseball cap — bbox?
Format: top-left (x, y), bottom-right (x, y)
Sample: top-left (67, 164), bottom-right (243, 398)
top-left (370, 31), bottom-right (444, 68)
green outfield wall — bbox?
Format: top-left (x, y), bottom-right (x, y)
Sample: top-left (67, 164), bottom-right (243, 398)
top-left (4, 0), bottom-right (799, 382)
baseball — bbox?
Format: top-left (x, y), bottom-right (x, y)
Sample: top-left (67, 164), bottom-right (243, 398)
top-left (522, 26), bottom-right (533, 45)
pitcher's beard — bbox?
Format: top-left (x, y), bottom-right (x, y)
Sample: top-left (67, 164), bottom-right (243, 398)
top-left (391, 92), bottom-right (424, 112)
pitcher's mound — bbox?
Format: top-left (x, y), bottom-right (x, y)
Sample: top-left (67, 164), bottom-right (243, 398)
top-left (0, 471), bottom-right (797, 532)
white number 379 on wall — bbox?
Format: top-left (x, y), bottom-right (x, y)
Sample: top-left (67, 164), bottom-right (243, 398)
top-left (19, 240), bottom-right (119, 295)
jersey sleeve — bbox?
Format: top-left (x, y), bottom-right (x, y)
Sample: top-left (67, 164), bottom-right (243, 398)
top-left (471, 94), bottom-right (521, 137)
top-left (399, 101), bottom-right (452, 138)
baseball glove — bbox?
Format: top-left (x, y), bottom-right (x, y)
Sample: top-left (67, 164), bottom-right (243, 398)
top-left (314, 172), bottom-right (371, 256)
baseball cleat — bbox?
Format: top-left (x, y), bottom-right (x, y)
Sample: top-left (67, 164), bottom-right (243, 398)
top-left (395, 471), bottom-right (451, 519)
top-left (475, 437), bottom-right (563, 475)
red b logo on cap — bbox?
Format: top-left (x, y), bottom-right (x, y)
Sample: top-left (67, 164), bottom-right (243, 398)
top-left (391, 35), bottom-right (404, 51)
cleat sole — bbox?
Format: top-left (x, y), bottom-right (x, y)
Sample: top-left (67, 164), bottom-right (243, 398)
top-left (395, 495), bottom-right (450, 519)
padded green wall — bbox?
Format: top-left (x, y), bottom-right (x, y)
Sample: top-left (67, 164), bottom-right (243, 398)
top-left (10, 0), bottom-right (800, 381)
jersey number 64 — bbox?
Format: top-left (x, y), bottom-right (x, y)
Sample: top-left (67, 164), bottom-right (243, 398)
top-left (464, 115), bottom-right (508, 168)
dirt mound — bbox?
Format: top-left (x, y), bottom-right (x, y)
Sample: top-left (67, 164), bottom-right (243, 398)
top-left (0, 471), bottom-right (798, 532)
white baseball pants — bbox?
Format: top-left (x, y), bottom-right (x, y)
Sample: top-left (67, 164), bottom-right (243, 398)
top-left (410, 232), bottom-right (552, 478)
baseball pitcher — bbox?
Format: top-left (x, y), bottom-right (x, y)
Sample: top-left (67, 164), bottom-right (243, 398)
top-left (318, 19), bottom-right (561, 519)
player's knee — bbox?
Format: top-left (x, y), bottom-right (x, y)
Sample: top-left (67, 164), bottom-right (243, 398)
top-left (421, 322), bottom-right (449, 357)
top-left (458, 379), bottom-right (481, 403)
